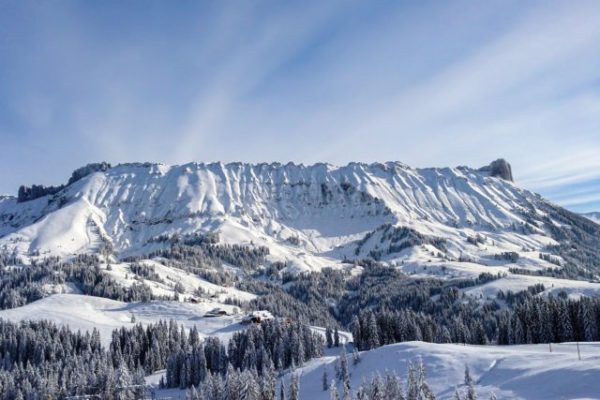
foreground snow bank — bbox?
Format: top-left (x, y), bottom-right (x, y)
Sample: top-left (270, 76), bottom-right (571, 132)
top-left (290, 341), bottom-right (600, 400)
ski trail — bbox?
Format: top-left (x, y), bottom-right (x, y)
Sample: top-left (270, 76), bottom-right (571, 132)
top-left (477, 357), bottom-right (503, 385)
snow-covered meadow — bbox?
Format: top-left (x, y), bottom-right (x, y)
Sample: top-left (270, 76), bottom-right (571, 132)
top-left (147, 341), bottom-right (600, 400)
top-left (0, 293), bottom-right (246, 347)
top-left (289, 341), bottom-right (600, 400)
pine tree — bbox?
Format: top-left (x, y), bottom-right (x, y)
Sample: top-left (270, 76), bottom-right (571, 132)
top-left (246, 370), bottom-right (261, 400)
top-left (383, 372), bottom-right (404, 400)
top-left (262, 365), bottom-right (277, 400)
top-left (417, 360), bottom-right (436, 400)
top-left (352, 348), bottom-right (361, 365)
top-left (371, 373), bottom-right (385, 400)
top-left (343, 381), bottom-right (351, 400)
top-left (366, 313), bottom-right (380, 350)
top-left (582, 301), bottom-right (596, 341)
top-left (351, 316), bottom-right (362, 350)
top-left (330, 381), bottom-right (339, 400)
top-left (406, 363), bottom-right (418, 400)
top-left (464, 366), bottom-right (477, 400)
top-left (559, 304), bottom-right (574, 342)
top-left (289, 373), bottom-right (300, 400)
top-left (326, 327), bottom-right (334, 348)
top-left (187, 386), bottom-right (200, 400)
top-left (115, 362), bottom-right (134, 400)
top-left (280, 378), bottom-right (286, 400)
top-left (453, 389), bottom-right (462, 400)
top-left (339, 345), bottom-right (350, 386)
top-left (323, 368), bottom-right (330, 391)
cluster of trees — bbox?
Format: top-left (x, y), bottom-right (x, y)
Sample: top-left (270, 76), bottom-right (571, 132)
top-left (497, 295), bottom-right (600, 344)
top-left (17, 162), bottom-right (111, 203)
top-left (532, 202), bottom-right (600, 279)
top-left (494, 251), bottom-right (519, 263)
top-left (539, 252), bottom-right (561, 266)
top-left (185, 365), bottom-right (279, 400)
top-left (324, 349), bottom-right (486, 400)
top-left (132, 233), bottom-right (270, 273)
top-left (0, 255), bottom-right (162, 309)
top-left (247, 266), bottom-right (501, 336)
top-left (17, 184), bottom-right (64, 203)
top-left (355, 225), bottom-right (447, 259)
top-left (110, 320), bottom-right (191, 375)
top-left (0, 316), bottom-right (325, 399)
top-left (182, 356), bottom-right (486, 400)
top-left (466, 234), bottom-right (486, 246)
top-left (351, 291), bottom-right (600, 350)
top-left (246, 269), bottom-right (343, 328)
top-left (338, 266), bottom-right (499, 327)
top-left (129, 262), bottom-right (165, 284)
top-left (350, 304), bottom-right (494, 351)
top-left (342, 361), bottom-right (438, 400)
top-left (165, 319), bottom-right (324, 389)
top-left (0, 319), bottom-right (145, 399)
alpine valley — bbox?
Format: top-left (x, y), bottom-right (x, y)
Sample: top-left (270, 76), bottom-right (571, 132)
top-left (1, 159), bottom-right (600, 400)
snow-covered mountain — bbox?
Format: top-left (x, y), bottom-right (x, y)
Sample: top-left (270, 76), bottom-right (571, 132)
top-left (2, 159), bottom-right (600, 400)
top-left (1, 159), bottom-right (599, 282)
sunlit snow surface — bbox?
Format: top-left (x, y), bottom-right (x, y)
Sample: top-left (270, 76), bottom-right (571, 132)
top-left (0, 162), bottom-right (565, 270)
top-left (146, 341), bottom-right (600, 400)
top-left (0, 294), bottom-right (244, 347)
top-left (2, 162), bottom-right (600, 399)
top-left (2, 162), bottom-right (599, 296)
top-left (289, 341), bottom-right (600, 400)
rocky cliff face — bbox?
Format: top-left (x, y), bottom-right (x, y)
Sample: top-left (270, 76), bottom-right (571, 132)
top-left (2, 159), bottom-right (598, 277)
top-left (478, 158), bottom-right (514, 181)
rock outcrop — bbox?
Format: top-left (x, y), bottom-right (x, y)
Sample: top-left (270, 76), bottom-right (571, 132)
top-left (478, 159), bottom-right (513, 182)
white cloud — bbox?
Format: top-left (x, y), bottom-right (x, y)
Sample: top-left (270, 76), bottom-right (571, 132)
top-left (1, 0), bottom-right (600, 211)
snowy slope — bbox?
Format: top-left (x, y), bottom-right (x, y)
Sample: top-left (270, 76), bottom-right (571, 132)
top-left (146, 341), bottom-right (600, 400)
top-left (582, 211), bottom-right (600, 225)
top-left (1, 160), bottom-right (598, 286)
top-left (0, 293), bottom-right (246, 347)
top-left (287, 341), bottom-right (600, 400)
top-left (463, 273), bottom-right (600, 300)
top-left (99, 260), bottom-right (257, 302)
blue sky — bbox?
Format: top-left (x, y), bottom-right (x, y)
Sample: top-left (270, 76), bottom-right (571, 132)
top-left (1, 1), bottom-right (600, 212)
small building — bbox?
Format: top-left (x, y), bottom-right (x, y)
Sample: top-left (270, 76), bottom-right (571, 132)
top-left (241, 310), bottom-right (274, 324)
top-left (205, 307), bottom-right (229, 317)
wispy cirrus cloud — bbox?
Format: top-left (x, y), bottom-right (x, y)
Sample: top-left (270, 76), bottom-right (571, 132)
top-left (0, 0), bottom-right (599, 211)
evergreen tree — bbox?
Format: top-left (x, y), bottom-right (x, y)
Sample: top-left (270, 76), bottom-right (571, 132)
top-left (289, 373), bottom-right (300, 400)
top-left (383, 372), bottom-right (404, 400)
top-left (342, 381), bottom-right (351, 400)
top-left (280, 378), bottom-right (286, 400)
top-left (327, 327), bottom-right (334, 348)
top-left (330, 381), bottom-right (339, 400)
top-left (352, 348), bottom-right (361, 365)
top-left (453, 389), bottom-right (462, 400)
top-left (464, 366), bottom-right (476, 400)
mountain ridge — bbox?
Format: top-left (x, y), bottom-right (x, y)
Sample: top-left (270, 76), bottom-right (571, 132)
top-left (582, 211), bottom-right (600, 224)
top-left (1, 159), bottom-right (599, 280)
